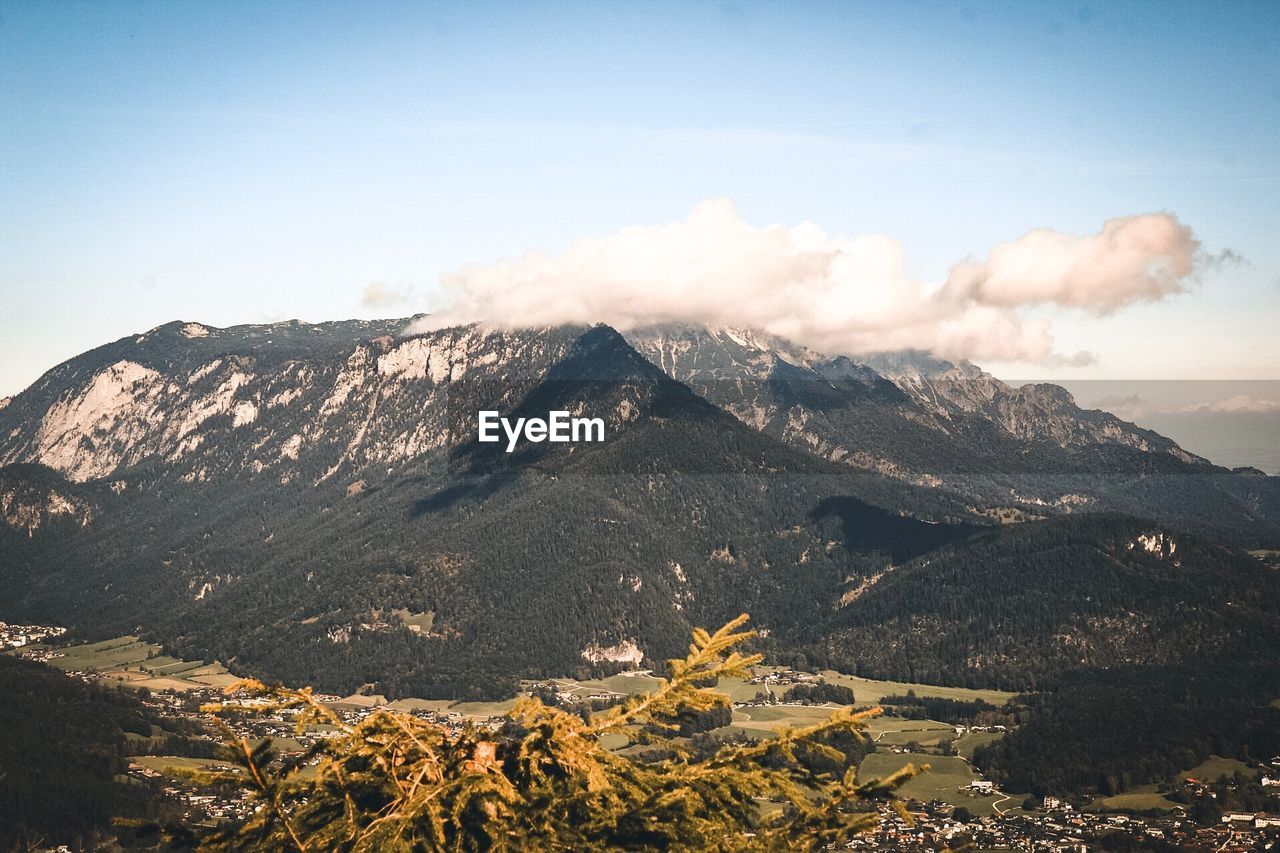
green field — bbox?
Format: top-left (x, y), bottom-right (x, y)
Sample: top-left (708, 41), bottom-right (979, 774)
top-left (1092, 785), bottom-right (1179, 813)
top-left (384, 697), bottom-right (519, 719)
top-left (528, 672), bottom-right (665, 700)
top-left (736, 704), bottom-right (844, 724)
top-left (132, 755), bottom-right (239, 777)
top-left (865, 717), bottom-right (956, 747)
top-left (1179, 755), bottom-right (1259, 782)
top-left (142, 658), bottom-right (207, 677)
top-left (252, 736), bottom-right (307, 754)
top-left (33, 636), bottom-right (238, 692)
top-left (41, 638), bottom-right (1015, 747)
top-left (954, 730), bottom-right (1003, 759)
top-left (714, 670), bottom-right (1015, 708)
top-left (449, 698), bottom-right (519, 717)
top-left (530, 668), bottom-right (1011, 714)
top-left (46, 637), bottom-right (159, 671)
top-left (384, 697), bottom-right (450, 713)
top-left (598, 733), bottom-right (629, 751)
top-left (1087, 756), bottom-right (1259, 814)
top-left (858, 753), bottom-right (1007, 816)
top-left (820, 672), bottom-right (1017, 707)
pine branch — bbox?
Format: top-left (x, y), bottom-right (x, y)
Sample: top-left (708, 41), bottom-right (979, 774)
top-left (194, 614), bottom-right (917, 851)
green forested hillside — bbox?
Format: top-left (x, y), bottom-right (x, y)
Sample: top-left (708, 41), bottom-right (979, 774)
top-left (0, 655), bottom-right (179, 850)
top-left (973, 665), bottom-right (1280, 797)
top-left (817, 514), bottom-right (1280, 689)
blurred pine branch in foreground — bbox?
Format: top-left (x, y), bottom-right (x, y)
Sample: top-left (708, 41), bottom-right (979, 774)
top-left (185, 615), bottom-right (921, 851)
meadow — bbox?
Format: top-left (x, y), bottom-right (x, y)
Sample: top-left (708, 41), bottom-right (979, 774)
top-left (36, 636), bottom-right (1025, 803)
top-left (37, 636), bottom-right (240, 691)
top-left (858, 753), bottom-right (1010, 816)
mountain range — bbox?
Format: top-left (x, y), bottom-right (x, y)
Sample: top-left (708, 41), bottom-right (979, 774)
top-left (1, 318), bottom-right (1277, 699)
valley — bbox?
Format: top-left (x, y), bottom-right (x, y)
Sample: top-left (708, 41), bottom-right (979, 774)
top-left (11, 626), bottom-right (1278, 849)
top-left (0, 317), bottom-right (1277, 847)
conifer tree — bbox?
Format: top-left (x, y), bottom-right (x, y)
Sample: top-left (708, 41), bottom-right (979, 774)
top-left (195, 615), bottom-right (921, 851)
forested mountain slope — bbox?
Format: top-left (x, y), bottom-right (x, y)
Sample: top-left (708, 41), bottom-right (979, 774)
top-left (626, 325), bottom-right (1280, 544)
top-left (814, 514), bottom-right (1280, 689)
top-left (0, 318), bottom-right (1277, 700)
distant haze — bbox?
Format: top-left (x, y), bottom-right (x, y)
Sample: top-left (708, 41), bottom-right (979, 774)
top-left (1021, 379), bottom-right (1280, 474)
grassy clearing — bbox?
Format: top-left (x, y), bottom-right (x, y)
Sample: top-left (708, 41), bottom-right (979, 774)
top-left (448, 699), bottom-right (519, 718)
top-left (598, 733), bottom-right (629, 751)
top-left (384, 698), bottom-right (452, 713)
top-left (714, 676), bottom-right (763, 703)
top-left (714, 724), bottom-right (781, 741)
top-left (734, 704), bottom-right (843, 725)
top-left (144, 659), bottom-right (207, 677)
top-left (48, 638), bottom-right (159, 671)
top-left (528, 669), bottom-right (1010, 718)
top-left (1092, 785), bottom-right (1179, 813)
top-left (587, 673), bottom-right (664, 694)
top-left (43, 636), bottom-right (237, 692)
top-left (858, 753), bottom-right (1004, 816)
top-left (132, 755), bottom-right (238, 777)
top-left (954, 730), bottom-right (1003, 759)
top-left (382, 698), bottom-right (519, 719)
top-left (865, 718), bottom-right (956, 747)
top-left (252, 736), bottom-right (307, 754)
top-left (1180, 756), bottom-right (1258, 782)
top-left (390, 609), bottom-right (435, 633)
top-left (819, 672), bottom-right (1016, 707)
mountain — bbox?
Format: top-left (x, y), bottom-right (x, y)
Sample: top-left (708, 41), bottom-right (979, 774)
top-left (0, 321), bottom-right (972, 696)
top-left (0, 318), bottom-right (1277, 700)
top-left (0, 318), bottom-right (581, 484)
top-left (625, 325), bottom-right (1280, 543)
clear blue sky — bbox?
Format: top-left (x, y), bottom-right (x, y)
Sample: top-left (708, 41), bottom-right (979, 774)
top-left (2, 0), bottom-right (1277, 395)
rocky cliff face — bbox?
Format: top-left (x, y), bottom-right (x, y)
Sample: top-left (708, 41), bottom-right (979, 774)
top-left (861, 350), bottom-right (1196, 459)
top-left (1, 318), bottom-right (1208, 489)
top-left (0, 467), bottom-right (94, 536)
top-left (0, 321), bottom-right (587, 485)
top-left (625, 325), bottom-right (1210, 492)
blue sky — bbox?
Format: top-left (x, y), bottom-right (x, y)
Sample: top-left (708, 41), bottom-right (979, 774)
top-left (2, 0), bottom-right (1278, 395)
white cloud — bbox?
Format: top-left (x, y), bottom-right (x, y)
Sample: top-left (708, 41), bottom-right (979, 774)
top-left (940, 213), bottom-right (1201, 313)
top-left (407, 200), bottom-right (1213, 364)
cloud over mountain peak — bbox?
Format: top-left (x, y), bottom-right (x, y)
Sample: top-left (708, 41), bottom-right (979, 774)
top-left (409, 200), bottom-right (1213, 366)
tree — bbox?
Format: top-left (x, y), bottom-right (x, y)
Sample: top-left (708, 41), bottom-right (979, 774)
top-left (195, 616), bottom-right (922, 851)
